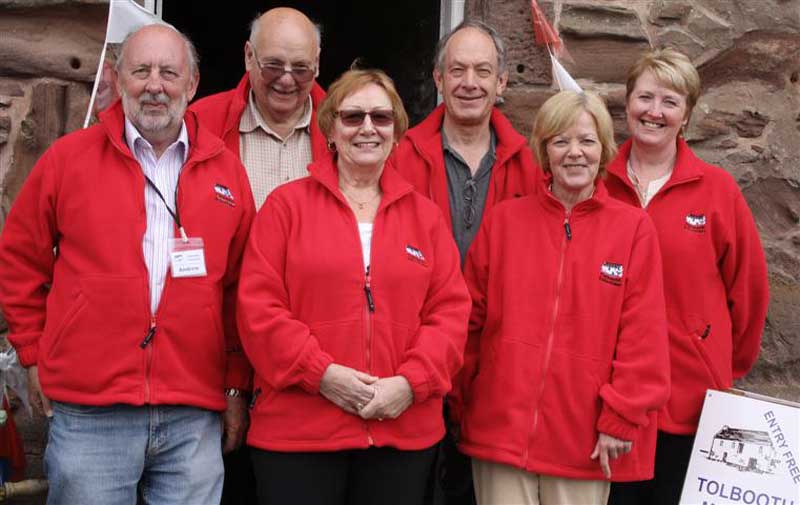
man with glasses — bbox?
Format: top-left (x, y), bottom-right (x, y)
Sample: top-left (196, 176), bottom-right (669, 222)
top-left (191, 9), bottom-right (325, 503)
top-left (390, 20), bottom-right (540, 505)
top-left (191, 7), bottom-right (326, 210)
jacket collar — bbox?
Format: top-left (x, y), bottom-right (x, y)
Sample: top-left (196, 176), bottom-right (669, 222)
top-left (309, 156), bottom-right (415, 212)
top-left (99, 99), bottom-right (225, 166)
top-left (226, 73), bottom-right (328, 161)
top-left (608, 137), bottom-right (704, 192)
top-left (405, 104), bottom-right (528, 172)
top-left (535, 173), bottom-right (608, 218)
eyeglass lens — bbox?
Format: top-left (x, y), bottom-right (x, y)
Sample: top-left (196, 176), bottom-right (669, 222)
top-left (337, 110), bottom-right (395, 127)
top-left (260, 63), bottom-right (315, 83)
top-left (252, 48), bottom-right (315, 84)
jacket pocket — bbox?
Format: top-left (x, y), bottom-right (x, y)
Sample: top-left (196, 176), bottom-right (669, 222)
top-left (154, 279), bottom-right (225, 395)
top-left (689, 326), bottom-right (726, 389)
top-left (310, 319), bottom-right (364, 371)
top-left (42, 276), bottom-right (146, 395)
top-left (45, 292), bottom-right (88, 358)
top-left (537, 350), bottom-right (606, 470)
top-left (462, 338), bottom-right (540, 457)
top-left (370, 321), bottom-right (413, 376)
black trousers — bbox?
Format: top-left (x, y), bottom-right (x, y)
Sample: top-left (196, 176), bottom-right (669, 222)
top-left (251, 445), bottom-right (437, 505)
top-left (221, 446), bottom-right (258, 505)
top-left (432, 426), bottom-right (477, 505)
top-left (424, 403), bottom-right (476, 505)
top-left (608, 431), bottom-right (696, 505)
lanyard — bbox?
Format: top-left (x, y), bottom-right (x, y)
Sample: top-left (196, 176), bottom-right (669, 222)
top-left (143, 174), bottom-right (188, 242)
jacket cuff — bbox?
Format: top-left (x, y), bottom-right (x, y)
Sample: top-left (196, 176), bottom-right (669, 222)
top-left (597, 403), bottom-right (639, 441)
top-left (15, 344), bottom-right (39, 368)
top-left (397, 360), bottom-right (430, 404)
top-left (299, 351), bottom-right (335, 395)
top-left (225, 351), bottom-right (253, 390)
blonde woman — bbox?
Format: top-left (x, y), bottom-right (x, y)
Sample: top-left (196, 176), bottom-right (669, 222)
top-left (453, 91), bottom-right (670, 505)
top-left (606, 49), bottom-right (769, 505)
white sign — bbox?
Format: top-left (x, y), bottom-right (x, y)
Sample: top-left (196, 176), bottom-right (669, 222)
top-left (680, 389), bottom-right (800, 505)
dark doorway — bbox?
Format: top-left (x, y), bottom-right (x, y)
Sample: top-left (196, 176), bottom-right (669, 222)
top-left (164, 1), bottom-right (440, 126)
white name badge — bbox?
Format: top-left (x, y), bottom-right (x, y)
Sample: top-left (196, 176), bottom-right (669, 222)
top-left (169, 237), bottom-right (207, 278)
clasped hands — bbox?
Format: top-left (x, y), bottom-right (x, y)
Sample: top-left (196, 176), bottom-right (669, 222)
top-left (319, 363), bottom-right (413, 421)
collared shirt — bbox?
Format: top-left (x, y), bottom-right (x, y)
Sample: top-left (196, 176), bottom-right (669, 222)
top-left (239, 91), bottom-right (313, 209)
top-left (626, 159), bottom-right (672, 207)
top-left (124, 117), bottom-right (189, 313)
top-left (442, 127), bottom-right (497, 262)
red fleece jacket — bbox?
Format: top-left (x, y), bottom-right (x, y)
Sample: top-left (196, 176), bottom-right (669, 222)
top-left (0, 101), bottom-right (255, 411)
top-left (456, 179), bottom-right (670, 481)
top-left (606, 138), bottom-right (769, 434)
top-left (237, 157), bottom-right (471, 452)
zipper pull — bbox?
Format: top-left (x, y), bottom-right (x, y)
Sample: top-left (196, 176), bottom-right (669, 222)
top-left (140, 317), bottom-right (156, 348)
top-left (700, 325), bottom-right (711, 339)
top-left (364, 267), bottom-right (375, 313)
top-left (564, 219), bottom-right (572, 241)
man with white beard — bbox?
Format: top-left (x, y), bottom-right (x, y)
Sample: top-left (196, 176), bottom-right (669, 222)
top-left (0, 24), bottom-right (255, 505)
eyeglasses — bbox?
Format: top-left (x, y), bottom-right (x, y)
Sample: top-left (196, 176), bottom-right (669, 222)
top-left (463, 178), bottom-right (477, 229)
top-left (251, 48), bottom-right (316, 84)
top-left (335, 109), bottom-right (395, 127)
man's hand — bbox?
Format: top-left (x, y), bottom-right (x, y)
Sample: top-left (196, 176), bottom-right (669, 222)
top-left (222, 395), bottom-right (248, 454)
top-left (358, 376), bottom-right (413, 421)
top-left (590, 432), bottom-right (632, 479)
top-left (319, 364), bottom-right (377, 415)
top-left (27, 366), bottom-right (52, 418)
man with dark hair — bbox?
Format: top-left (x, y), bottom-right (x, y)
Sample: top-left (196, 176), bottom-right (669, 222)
top-left (390, 19), bottom-right (540, 505)
top-left (0, 24), bottom-right (255, 504)
top-left (392, 20), bottom-right (539, 263)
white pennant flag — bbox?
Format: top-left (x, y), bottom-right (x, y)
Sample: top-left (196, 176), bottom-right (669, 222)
top-left (83, 0), bottom-right (167, 128)
top-left (549, 48), bottom-right (582, 93)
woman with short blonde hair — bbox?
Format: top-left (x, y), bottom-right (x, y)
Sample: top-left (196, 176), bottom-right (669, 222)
top-left (453, 90), bottom-right (670, 505)
top-left (606, 48), bottom-right (769, 505)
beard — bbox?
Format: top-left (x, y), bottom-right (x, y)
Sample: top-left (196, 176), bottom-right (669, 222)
top-left (122, 90), bottom-right (188, 135)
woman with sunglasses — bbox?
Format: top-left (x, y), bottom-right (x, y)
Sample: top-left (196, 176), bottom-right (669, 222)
top-left (237, 69), bottom-right (471, 505)
top-left (453, 91), bottom-right (670, 505)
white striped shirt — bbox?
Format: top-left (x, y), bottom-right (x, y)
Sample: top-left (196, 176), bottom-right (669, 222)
top-left (124, 118), bottom-right (189, 313)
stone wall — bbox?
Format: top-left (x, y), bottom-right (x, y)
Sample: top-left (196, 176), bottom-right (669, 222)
top-left (475, 0), bottom-right (800, 401)
top-left (0, 0), bottom-right (797, 498)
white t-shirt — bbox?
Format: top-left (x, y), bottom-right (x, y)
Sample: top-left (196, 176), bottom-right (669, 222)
top-left (358, 223), bottom-right (373, 272)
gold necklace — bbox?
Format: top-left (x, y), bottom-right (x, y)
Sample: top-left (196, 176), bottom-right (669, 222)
top-left (341, 187), bottom-right (381, 210)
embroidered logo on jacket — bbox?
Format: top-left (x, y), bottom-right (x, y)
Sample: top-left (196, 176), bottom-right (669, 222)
top-left (406, 245), bottom-right (428, 266)
top-left (599, 262), bottom-right (624, 286)
top-left (214, 184), bottom-right (236, 207)
top-left (684, 213), bottom-right (706, 233)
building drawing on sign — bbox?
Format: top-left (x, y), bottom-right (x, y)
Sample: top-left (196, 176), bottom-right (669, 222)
top-left (700, 426), bottom-right (779, 474)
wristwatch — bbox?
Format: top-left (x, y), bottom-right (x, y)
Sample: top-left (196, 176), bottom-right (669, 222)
top-left (224, 388), bottom-right (244, 398)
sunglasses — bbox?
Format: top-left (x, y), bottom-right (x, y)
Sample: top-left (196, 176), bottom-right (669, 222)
top-left (335, 109), bottom-right (395, 127)
top-left (251, 48), bottom-right (316, 84)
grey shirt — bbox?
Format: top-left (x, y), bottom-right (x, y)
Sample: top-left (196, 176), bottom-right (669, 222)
top-left (442, 127), bottom-right (497, 263)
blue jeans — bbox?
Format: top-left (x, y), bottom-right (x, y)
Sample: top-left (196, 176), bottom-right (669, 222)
top-left (45, 402), bottom-right (223, 505)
